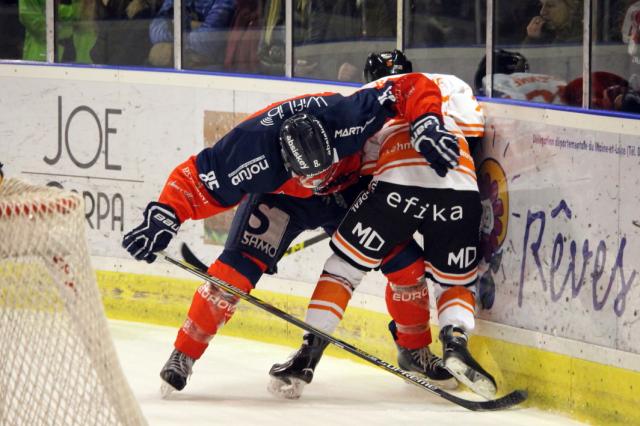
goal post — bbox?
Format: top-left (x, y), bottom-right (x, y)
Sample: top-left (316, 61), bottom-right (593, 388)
top-left (0, 179), bottom-right (146, 425)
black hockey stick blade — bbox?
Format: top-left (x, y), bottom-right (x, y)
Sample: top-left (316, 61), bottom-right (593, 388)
top-left (181, 243), bottom-right (209, 272)
top-left (160, 250), bottom-right (527, 411)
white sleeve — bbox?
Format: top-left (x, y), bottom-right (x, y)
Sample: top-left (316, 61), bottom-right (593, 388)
top-left (425, 73), bottom-right (485, 138)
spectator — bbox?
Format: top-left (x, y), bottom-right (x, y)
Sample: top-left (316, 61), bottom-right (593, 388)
top-left (524, 0), bottom-right (582, 44)
top-left (254, 0), bottom-right (337, 76)
top-left (0, 0), bottom-right (25, 58)
top-left (561, 71), bottom-right (624, 105)
top-left (253, 0), bottom-right (397, 81)
top-left (600, 1), bottom-right (640, 113)
top-left (335, 0), bottom-right (396, 81)
top-left (222, 0), bottom-right (261, 73)
top-left (622, 0), bottom-right (640, 87)
top-left (91, 0), bottom-right (161, 65)
top-left (19, 0), bottom-right (96, 62)
top-left (408, 0), bottom-right (483, 47)
top-left (495, 2), bottom-right (539, 45)
top-left (148, 0), bottom-right (235, 68)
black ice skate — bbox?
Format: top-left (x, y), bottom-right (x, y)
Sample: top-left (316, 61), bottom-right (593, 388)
top-left (389, 321), bottom-right (457, 389)
top-left (439, 325), bottom-right (497, 399)
top-left (160, 348), bottom-right (195, 398)
top-left (396, 344), bottom-right (458, 390)
top-left (268, 333), bottom-right (329, 399)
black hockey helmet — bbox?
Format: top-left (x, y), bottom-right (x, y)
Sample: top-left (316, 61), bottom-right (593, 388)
top-left (474, 49), bottom-right (529, 93)
top-left (364, 49), bottom-right (413, 83)
top-left (279, 113), bottom-right (337, 189)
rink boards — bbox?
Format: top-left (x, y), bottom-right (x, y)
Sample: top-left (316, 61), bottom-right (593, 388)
top-left (1, 63), bottom-right (640, 425)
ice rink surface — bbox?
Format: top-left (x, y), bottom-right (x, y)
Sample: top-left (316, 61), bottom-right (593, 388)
top-left (111, 320), bottom-right (584, 426)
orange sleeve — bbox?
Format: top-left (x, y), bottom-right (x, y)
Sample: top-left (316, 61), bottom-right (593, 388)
top-left (391, 73), bottom-right (444, 122)
top-left (158, 156), bottom-right (236, 223)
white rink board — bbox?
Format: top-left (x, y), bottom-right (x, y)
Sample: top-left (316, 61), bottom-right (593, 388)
top-left (0, 64), bottom-right (355, 289)
top-left (477, 103), bottom-right (640, 355)
top-left (2, 64), bottom-right (640, 359)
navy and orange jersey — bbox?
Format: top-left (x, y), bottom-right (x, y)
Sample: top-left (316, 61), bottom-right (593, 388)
top-left (361, 73), bottom-right (484, 191)
top-left (158, 73), bottom-right (446, 223)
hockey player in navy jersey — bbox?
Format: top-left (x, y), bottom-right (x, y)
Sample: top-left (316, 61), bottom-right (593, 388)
top-left (268, 51), bottom-right (497, 401)
top-left (122, 71), bottom-right (461, 396)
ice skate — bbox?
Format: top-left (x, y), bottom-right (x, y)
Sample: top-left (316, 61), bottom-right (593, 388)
top-left (439, 325), bottom-right (497, 399)
top-left (268, 334), bottom-right (328, 399)
top-left (396, 344), bottom-right (458, 390)
top-left (159, 348), bottom-right (195, 398)
top-left (389, 320), bottom-right (457, 389)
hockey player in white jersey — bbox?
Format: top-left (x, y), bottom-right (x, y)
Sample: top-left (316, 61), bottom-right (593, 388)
top-left (474, 49), bottom-right (568, 104)
top-left (269, 50), bottom-right (497, 400)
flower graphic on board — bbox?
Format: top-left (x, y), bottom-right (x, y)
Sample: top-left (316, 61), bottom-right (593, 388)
top-left (477, 158), bottom-right (509, 309)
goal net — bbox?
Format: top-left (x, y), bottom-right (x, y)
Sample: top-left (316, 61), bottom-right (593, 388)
top-left (0, 179), bottom-right (146, 425)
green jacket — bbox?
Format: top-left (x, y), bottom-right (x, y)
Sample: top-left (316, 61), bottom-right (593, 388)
top-left (19, 0), bottom-right (96, 62)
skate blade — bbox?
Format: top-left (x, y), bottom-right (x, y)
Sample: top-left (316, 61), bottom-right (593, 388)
top-left (401, 370), bottom-right (459, 390)
top-left (427, 376), bottom-right (458, 390)
top-left (160, 381), bottom-right (178, 399)
top-left (267, 377), bottom-right (306, 400)
top-left (445, 358), bottom-right (497, 399)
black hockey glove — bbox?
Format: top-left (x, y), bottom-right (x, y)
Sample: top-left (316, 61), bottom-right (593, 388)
top-left (122, 201), bottom-right (180, 263)
top-left (410, 113), bottom-right (460, 177)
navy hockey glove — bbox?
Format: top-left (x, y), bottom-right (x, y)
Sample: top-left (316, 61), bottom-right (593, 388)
top-left (410, 113), bottom-right (460, 177)
top-left (122, 202), bottom-right (180, 263)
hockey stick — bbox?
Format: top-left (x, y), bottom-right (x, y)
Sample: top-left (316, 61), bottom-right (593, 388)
top-left (159, 250), bottom-right (527, 411)
top-left (180, 233), bottom-right (329, 272)
top-left (283, 233), bottom-right (329, 255)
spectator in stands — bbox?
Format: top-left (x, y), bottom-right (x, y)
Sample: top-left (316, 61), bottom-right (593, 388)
top-left (19, 0), bottom-right (96, 62)
top-left (335, 0), bottom-right (396, 81)
top-left (148, 0), bottom-right (235, 68)
top-left (622, 1), bottom-right (640, 86)
top-left (524, 0), bottom-right (582, 44)
top-left (91, 0), bottom-right (161, 65)
top-left (495, 2), bottom-right (539, 45)
top-left (0, 0), bottom-right (25, 59)
top-left (222, 0), bottom-right (261, 73)
top-left (562, 71), bottom-right (628, 107)
top-left (257, 0), bottom-right (391, 80)
top-left (256, 0), bottom-right (339, 78)
top-left (600, 1), bottom-right (640, 113)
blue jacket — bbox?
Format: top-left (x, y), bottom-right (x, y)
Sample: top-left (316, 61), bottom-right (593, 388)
top-left (149, 0), bottom-right (235, 58)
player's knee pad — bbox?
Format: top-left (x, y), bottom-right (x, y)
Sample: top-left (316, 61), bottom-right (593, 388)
top-left (434, 283), bottom-right (476, 332)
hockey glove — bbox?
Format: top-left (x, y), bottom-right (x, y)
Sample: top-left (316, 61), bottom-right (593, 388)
top-left (410, 113), bottom-right (460, 177)
top-left (122, 201), bottom-right (180, 263)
